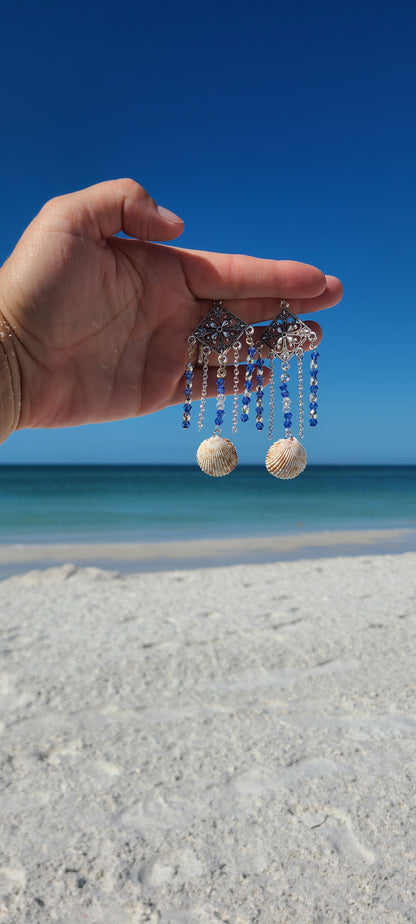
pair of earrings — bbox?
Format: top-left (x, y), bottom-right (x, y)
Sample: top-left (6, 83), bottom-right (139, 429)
top-left (182, 299), bottom-right (319, 479)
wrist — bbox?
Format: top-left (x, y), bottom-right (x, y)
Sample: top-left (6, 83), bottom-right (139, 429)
top-left (0, 306), bottom-right (22, 445)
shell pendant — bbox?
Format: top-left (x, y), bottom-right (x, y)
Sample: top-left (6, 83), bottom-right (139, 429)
top-left (197, 435), bottom-right (238, 477)
top-left (265, 436), bottom-right (307, 480)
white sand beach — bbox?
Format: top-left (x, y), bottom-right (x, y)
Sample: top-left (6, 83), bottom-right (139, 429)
top-left (1, 550), bottom-right (416, 922)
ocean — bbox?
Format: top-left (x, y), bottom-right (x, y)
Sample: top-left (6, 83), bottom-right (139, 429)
top-left (0, 464), bottom-right (415, 545)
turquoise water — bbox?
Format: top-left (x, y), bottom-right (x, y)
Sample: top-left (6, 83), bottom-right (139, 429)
top-left (0, 465), bottom-right (415, 544)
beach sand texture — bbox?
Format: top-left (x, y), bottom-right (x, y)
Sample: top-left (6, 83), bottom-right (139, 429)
top-left (1, 552), bottom-right (416, 922)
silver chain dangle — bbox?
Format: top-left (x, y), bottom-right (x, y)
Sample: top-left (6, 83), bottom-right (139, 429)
top-left (280, 359), bottom-right (292, 437)
top-left (232, 342), bottom-right (242, 434)
top-left (267, 350), bottom-right (276, 441)
top-left (198, 346), bottom-right (211, 431)
top-left (214, 352), bottom-right (228, 435)
top-left (296, 347), bottom-right (304, 441)
top-left (181, 335), bottom-right (196, 429)
top-left (240, 326), bottom-right (255, 424)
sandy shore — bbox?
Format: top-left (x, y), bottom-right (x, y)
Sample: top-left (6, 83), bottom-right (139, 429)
top-left (0, 526), bottom-right (415, 579)
top-left (1, 551), bottom-right (416, 922)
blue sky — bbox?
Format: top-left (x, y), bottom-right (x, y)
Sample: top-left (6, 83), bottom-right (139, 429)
top-left (0, 0), bottom-right (415, 464)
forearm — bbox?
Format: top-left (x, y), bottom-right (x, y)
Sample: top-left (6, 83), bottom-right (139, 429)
top-left (0, 310), bottom-right (22, 445)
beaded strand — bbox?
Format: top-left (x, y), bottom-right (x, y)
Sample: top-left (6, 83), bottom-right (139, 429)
top-left (279, 361), bottom-right (292, 436)
top-left (309, 349), bottom-right (319, 427)
top-left (214, 352), bottom-right (227, 433)
top-left (241, 335), bottom-right (256, 423)
top-left (255, 352), bottom-right (265, 430)
top-left (182, 337), bottom-right (196, 429)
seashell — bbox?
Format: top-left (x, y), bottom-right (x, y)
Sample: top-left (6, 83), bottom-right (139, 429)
top-left (197, 435), bottom-right (238, 477)
top-left (265, 437), bottom-right (307, 480)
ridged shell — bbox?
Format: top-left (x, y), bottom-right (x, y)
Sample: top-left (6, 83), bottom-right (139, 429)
top-left (265, 437), bottom-right (307, 480)
top-left (197, 435), bottom-right (238, 477)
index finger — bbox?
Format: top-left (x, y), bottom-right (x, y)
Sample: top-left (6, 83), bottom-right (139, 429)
top-left (176, 248), bottom-right (328, 300)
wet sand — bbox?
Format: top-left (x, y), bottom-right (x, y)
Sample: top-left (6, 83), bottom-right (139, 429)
top-left (0, 526), bottom-right (415, 580)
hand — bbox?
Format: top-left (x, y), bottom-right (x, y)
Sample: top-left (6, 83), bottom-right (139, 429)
top-left (0, 179), bottom-right (343, 430)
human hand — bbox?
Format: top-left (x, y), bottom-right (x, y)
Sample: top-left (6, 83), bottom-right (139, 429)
top-left (0, 179), bottom-right (343, 432)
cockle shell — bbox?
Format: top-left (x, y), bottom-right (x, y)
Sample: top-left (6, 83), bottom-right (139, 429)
top-left (196, 435), bottom-right (238, 477)
top-left (265, 437), bottom-right (307, 480)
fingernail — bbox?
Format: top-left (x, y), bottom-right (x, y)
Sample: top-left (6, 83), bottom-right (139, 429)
top-left (157, 204), bottom-right (184, 224)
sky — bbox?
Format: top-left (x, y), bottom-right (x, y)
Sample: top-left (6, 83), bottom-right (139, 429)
top-left (0, 0), bottom-right (415, 465)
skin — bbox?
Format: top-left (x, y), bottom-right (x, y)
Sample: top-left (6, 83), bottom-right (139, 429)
top-left (0, 179), bottom-right (343, 431)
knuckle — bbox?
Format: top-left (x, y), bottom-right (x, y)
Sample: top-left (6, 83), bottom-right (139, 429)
top-left (39, 195), bottom-right (61, 215)
top-left (38, 195), bottom-right (69, 225)
top-left (116, 177), bottom-right (149, 201)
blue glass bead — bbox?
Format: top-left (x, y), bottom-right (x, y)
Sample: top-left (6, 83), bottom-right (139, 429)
top-left (279, 387), bottom-right (289, 397)
top-left (245, 380), bottom-right (254, 391)
top-left (184, 387), bottom-right (192, 398)
top-left (217, 377), bottom-right (225, 385)
top-left (241, 413), bottom-right (249, 422)
top-left (185, 372), bottom-right (193, 381)
top-left (256, 358), bottom-right (265, 369)
top-left (310, 418), bottom-right (318, 427)
top-left (246, 363), bottom-right (256, 373)
top-left (216, 386), bottom-right (225, 394)
top-left (311, 350), bottom-right (320, 360)
top-left (182, 420), bottom-right (190, 429)
top-left (242, 397), bottom-right (251, 406)
top-left (183, 403), bottom-right (192, 412)
top-left (310, 385), bottom-right (318, 395)
top-left (248, 346), bottom-right (256, 357)
top-left (256, 389), bottom-right (264, 399)
top-left (309, 401), bottom-right (318, 409)
top-left (256, 422), bottom-right (264, 430)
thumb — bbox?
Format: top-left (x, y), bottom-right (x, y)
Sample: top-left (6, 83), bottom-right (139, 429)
top-left (43, 178), bottom-right (185, 243)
